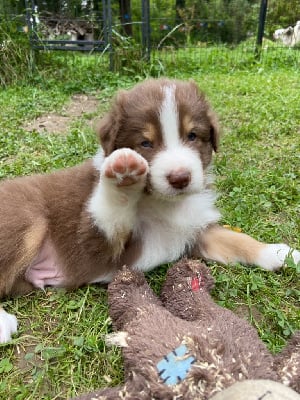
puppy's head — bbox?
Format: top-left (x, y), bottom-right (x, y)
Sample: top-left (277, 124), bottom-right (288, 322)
top-left (98, 78), bottom-right (220, 198)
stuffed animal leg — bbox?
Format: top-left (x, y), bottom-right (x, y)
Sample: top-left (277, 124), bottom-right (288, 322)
top-left (160, 258), bottom-right (278, 382)
top-left (273, 332), bottom-right (300, 393)
top-left (73, 260), bottom-right (300, 400)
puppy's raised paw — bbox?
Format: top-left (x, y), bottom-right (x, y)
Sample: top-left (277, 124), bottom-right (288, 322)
top-left (102, 148), bottom-right (149, 187)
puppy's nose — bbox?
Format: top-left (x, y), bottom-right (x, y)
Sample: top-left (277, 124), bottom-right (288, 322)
top-left (167, 170), bottom-right (191, 189)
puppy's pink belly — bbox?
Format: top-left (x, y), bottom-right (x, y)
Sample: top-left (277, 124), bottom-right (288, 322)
top-left (25, 239), bottom-right (66, 289)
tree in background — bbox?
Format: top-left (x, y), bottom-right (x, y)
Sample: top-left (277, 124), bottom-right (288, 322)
top-left (175, 0), bottom-right (185, 23)
top-left (164, 0), bottom-right (258, 44)
top-left (119, 0), bottom-right (132, 35)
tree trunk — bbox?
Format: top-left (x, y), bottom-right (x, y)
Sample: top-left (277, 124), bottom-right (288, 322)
top-left (119, 0), bottom-right (132, 36)
top-left (175, 0), bottom-right (185, 24)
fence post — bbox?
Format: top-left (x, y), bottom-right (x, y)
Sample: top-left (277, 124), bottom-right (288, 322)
top-left (255, 0), bottom-right (268, 57)
top-left (141, 0), bottom-right (151, 62)
top-left (103, 0), bottom-right (114, 71)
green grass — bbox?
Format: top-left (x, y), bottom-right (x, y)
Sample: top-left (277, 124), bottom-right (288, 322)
top-left (0, 49), bottom-right (299, 399)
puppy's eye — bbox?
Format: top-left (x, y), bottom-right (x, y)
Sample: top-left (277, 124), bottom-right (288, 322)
top-left (187, 131), bottom-right (197, 141)
top-left (141, 140), bottom-right (153, 148)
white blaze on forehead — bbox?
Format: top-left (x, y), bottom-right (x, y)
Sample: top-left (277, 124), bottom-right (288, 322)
top-left (160, 84), bottom-right (180, 148)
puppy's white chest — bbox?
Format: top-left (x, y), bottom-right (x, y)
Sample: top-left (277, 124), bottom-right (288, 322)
top-left (132, 192), bottom-right (220, 271)
top-left (132, 218), bottom-right (190, 271)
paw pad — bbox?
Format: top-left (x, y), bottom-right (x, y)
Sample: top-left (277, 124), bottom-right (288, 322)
top-left (103, 149), bottom-right (149, 186)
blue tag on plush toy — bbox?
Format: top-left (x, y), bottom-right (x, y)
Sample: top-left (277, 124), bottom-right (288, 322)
top-left (156, 344), bottom-right (195, 385)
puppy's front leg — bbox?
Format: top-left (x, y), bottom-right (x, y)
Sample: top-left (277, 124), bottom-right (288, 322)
top-left (88, 148), bottom-right (149, 257)
top-left (195, 225), bottom-right (300, 271)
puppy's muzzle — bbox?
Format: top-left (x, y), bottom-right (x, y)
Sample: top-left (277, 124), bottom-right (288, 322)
top-left (167, 169), bottom-right (191, 189)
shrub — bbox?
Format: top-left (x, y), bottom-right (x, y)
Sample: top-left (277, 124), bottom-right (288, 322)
top-left (0, 19), bottom-right (33, 86)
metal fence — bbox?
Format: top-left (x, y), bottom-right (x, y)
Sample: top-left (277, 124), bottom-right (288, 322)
top-left (110, 0), bottom-right (299, 72)
top-left (12, 0), bottom-right (300, 72)
top-left (24, 0), bottom-right (111, 52)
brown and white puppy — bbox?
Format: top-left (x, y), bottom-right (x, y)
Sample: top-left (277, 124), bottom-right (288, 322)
top-left (0, 78), bottom-right (299, 343)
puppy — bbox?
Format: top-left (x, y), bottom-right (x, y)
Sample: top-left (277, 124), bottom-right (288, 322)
top-left (0, 78), bottom-right (299, 343)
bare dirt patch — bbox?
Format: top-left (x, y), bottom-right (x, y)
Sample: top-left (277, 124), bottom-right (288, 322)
top-left (24, 94), bottom-right (100, 135)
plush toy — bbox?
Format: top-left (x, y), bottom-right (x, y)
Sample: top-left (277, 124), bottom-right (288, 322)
top-left (74, 259), bottom-right (300, 400)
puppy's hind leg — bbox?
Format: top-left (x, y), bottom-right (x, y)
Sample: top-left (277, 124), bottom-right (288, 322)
top-left (0, 307), bottom-right (18, 344)
top-left (0, 217), bottom-right (48, 343)
top-left (194, 224), bottom-right (300, 271)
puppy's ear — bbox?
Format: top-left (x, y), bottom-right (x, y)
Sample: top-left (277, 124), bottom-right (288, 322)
top-left (97, 112), bottom-right (117, 156)
top-left (188, 79), bottom-right (220, 152)
top-left (208, 111), bottom-right (220, 152)
top-left (97, 90), bottom-right (126, 156)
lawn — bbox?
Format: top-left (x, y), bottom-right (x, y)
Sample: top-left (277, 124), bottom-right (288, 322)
top-left (0, 49), bottom-right (299, 399)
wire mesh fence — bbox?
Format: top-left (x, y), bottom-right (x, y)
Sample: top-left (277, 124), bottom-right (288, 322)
top-left (109, 0), bottom-right (300, 73)
top-left (0, 0), bottom-right (300, 81)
